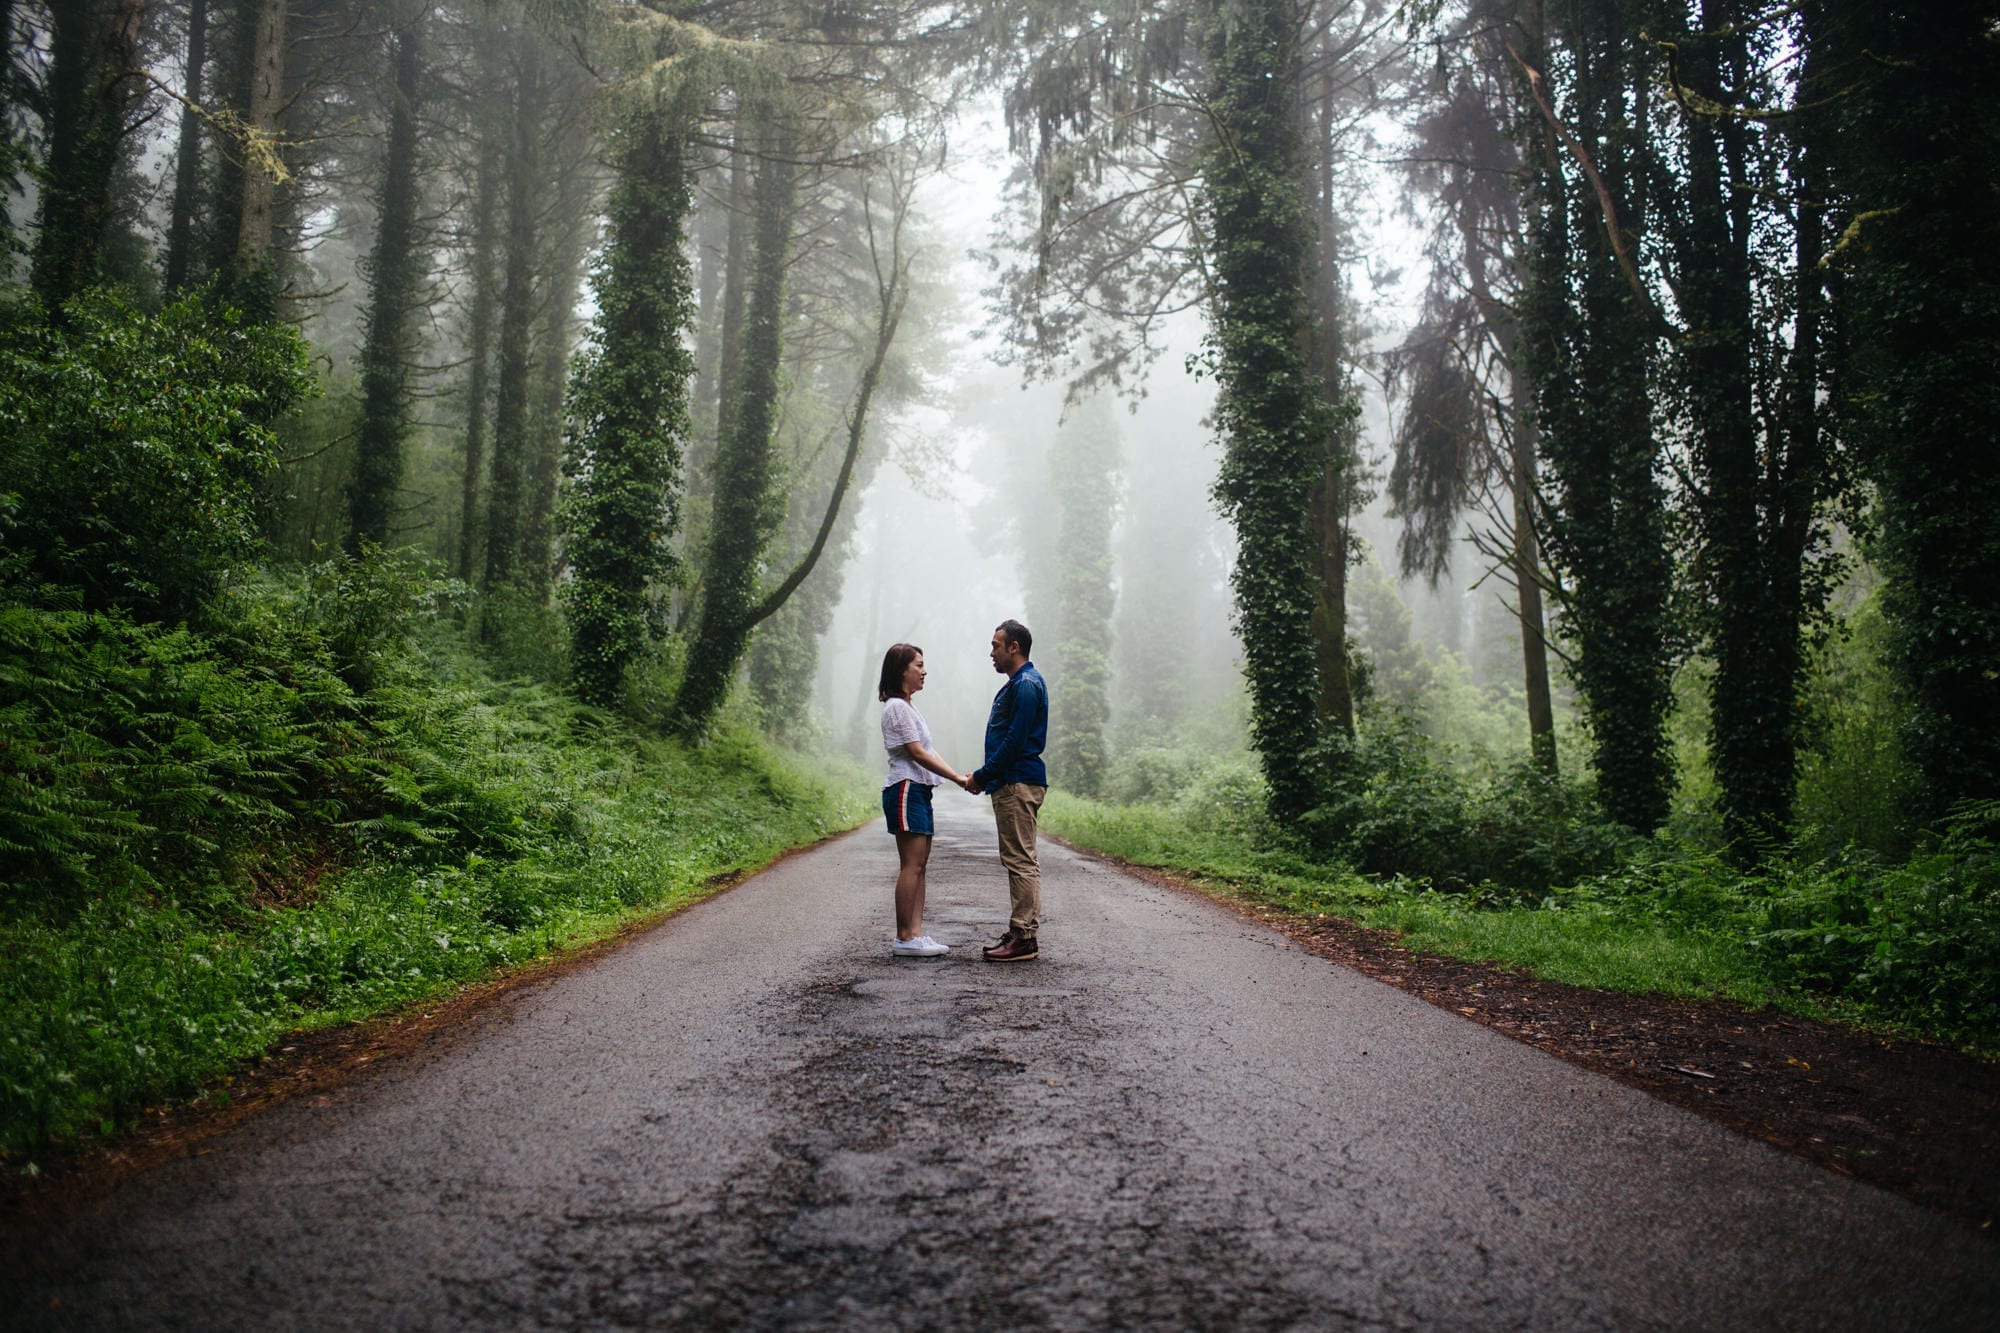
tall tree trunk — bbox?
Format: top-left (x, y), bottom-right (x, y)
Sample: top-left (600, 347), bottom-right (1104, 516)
top-left (688, 148), bottom-right (733, 487)
top-left (482, 45), bottom-right (542, 595)
top-left (520, 162), bottom-right (591, 603)
top-left (1046, 392), bottom-right (1121, 796)
top-left (1203, 0), bottom-right (1332, 825)
top-left (31, 0), bottom-right (146, 309)
top-left (205, 0), bottom-right (255, 280)
top-left (704, 140), bottom-right (753, 502)
top-left (562, 99), bottom-right (698, 708)
top-left (1306, 60), bottom-right (1357, 740)
top-left (674, 139), bottom-right (753, 631)
top-left (1508, 358), bottom-right (1557, 775)
top-left (233, 0), bottom-right (288, 295)
top-left (1519, 0), bottom-right (1673, 832)
top-left (343, 21), bottom-right (425, 552)
top-left (456, 129), bottom-right (501, 584)
top-left (1678, 0), bottom-right (1797, 850)
top-left (675, 131), bottom-right (798, 735)
top-left (163, 0), bottom-right (209, 291)
top-left (1, 0), bottom-right (18, 254)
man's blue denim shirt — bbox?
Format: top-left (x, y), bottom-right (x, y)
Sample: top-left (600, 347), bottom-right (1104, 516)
top-left (973, 661), bottom-right (1048, 793)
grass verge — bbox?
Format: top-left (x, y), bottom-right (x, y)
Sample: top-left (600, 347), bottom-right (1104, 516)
top-left (1046, 793), bottom-right (1795, 1014)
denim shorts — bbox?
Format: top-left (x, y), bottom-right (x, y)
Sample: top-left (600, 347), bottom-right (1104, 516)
top-left (882, 780), bottom-right (936, 836)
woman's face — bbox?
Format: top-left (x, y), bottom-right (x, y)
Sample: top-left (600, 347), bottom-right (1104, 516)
top-left (902, 652), bottom-right (927, 696)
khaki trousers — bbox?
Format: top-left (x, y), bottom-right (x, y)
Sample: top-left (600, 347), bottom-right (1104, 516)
top-left (991, 782), bottom-right (1047, 935)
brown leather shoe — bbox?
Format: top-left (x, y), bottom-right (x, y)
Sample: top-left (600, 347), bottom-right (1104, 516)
top-left (983, 932), bottom-right (1038, 962)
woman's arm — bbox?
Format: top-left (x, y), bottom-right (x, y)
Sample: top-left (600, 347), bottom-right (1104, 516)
top-left (899, 740), bottom-right (965, 788)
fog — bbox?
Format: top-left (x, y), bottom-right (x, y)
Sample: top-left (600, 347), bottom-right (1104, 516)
top-left (809, 96), bottom-right (1512, 784)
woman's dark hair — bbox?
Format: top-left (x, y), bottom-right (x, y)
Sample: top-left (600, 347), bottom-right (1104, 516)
top-left (996, 618), bottom-right (1032, 657)
top-left (878, 642), bottom-right (923, 702)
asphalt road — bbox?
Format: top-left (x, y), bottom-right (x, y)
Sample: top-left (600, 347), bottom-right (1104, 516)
top-left (6, 792), bottom-right (1998, 1329)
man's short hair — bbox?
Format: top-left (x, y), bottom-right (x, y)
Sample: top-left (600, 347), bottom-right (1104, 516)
top-left (996, 618), bottom-right (1032, 658)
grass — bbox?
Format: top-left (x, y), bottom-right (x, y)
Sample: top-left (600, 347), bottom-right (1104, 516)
top-left (0, 657), bottom-right (872, 1165)
top-left (1045, 792), bottom-right (1787, 1011)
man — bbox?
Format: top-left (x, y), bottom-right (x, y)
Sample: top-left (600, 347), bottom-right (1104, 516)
top-left (963, 619), bottom-right (1048, 962)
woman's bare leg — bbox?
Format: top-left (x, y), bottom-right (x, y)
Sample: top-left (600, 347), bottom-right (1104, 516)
top-left (894, 831), bottom-right (931, 939)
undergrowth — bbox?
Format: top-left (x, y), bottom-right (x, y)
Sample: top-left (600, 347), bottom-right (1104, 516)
top-left (0, 563), bottom-right (869, 1163)
top-left (1044, 742), bottom-right (2000, 1053)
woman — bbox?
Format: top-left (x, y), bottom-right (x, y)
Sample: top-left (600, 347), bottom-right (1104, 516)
top-left (878, 642), bottom-right (970, 957)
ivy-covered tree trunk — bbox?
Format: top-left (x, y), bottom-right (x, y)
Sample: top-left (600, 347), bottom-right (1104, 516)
top-left (1047, 391), bottom-right (1121, 797)
top-left (561, 100), bottom-right (697, 708)
top-left (674, 135), bottom-right (799, 735)
top-left (30, 0), bottom-right (146, 310)
top-left (163, 0), bottom-right (209, 291)
top-left (1519, 0), bottom-right (1675, 833)
top-left (1202, 0), bottom-right (1333, 826)
top-left (344, 22), bottom-right (425, 552)
top-left (1671, 0), bottom-right (1831, 851)
top-left (482, 47), bottom-right (543, 595)
top-left (1834, 0), bottom-right (2000, 815)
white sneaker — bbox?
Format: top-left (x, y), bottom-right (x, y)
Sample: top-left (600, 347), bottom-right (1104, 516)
top-left (891, 936), bottom-right (948, 957)
top-left (920, 936), bottom-right (950, 953)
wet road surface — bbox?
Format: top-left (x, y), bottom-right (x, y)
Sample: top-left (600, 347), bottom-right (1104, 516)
top-left (6, 792), bottom-right (1998, 1329)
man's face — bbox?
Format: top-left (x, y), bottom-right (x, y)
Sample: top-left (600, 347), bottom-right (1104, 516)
top-left (990, 629), bottom-right (1015, 674)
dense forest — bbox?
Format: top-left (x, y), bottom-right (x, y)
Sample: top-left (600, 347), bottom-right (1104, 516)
top-left (2, 0), bottom-right (1997, 1164)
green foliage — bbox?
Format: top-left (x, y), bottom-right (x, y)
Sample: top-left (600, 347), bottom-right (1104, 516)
top-left (0, 290), bottom-right (312, 621)
top-left (1049, 746), bottom-right (2000, 1048)
top-left (1303, 718), bottom-right (1633, 902)
top-left (477, 581), bottom-right (570, 687)
top-left (0, 552), bottom-right (479, 910)
top-left (1795, 593), bottom-right (1919, 856)
top-left (1755, 805), bottom-right (2000, 1041)
top-left (295, 547), bottom-right (469, 693)
top-left (561, 102), bottom-right (698, 708)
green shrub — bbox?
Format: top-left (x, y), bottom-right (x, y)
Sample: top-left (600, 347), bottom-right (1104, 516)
top-left (1108, 745), bottom-right (1224, 806)
top-left (1176, 758), bottom-right (1268, 837)
top-left (1795, 593), bottom-right (1921, 857)
top-left (1301, 718), bottom-right (1630, 899)
top-left (0, 290), bottom-right (312, 622)
top-left (1755, 802), bottom-right (2000, 1039)
top-left (0, 667), bottom-right (870, 1160)
top-left (294, 546), bottom-right (469, 693)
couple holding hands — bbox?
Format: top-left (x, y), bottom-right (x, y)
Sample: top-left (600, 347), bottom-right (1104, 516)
top-left (877, 619), bottom-right (1047, 963)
